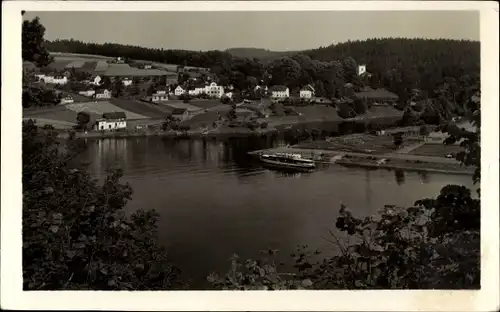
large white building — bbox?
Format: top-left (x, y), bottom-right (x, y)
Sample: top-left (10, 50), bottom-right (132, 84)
top-left (205, 82), bottom-right (225, 98)
top-left (37, 74), bottom-right (68, 85)
top-left (270, 85), bottom-right (290, 99)
top-left (94, 112), bottom-right (127, 131)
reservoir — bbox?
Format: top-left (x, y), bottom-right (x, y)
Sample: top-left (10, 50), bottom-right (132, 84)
top-left (80, 136), bottom-right (474, 288)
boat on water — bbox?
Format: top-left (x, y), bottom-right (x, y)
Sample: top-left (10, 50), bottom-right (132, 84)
top-left (259, 152), bottom-right (316, 171)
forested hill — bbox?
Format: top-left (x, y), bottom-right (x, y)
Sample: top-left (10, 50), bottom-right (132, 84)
top-left (303, 38), bottom-right (480, 93)
top-left (45, 39), bottom-right (233, 68)
top-left (45, 38), bottom-right (480, 120)
top-left (225, 48), bottom-right (298, 61)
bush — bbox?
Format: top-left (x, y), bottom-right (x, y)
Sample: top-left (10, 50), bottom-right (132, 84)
top-left (22, 120), bottom-right (182, 290)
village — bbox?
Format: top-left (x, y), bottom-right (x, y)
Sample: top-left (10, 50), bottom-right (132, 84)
top-left (23, 55), bottom-right (404, 136)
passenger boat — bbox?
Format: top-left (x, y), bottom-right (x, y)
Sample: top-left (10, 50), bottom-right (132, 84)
top-left (259, 152), bottom-right (316, 171)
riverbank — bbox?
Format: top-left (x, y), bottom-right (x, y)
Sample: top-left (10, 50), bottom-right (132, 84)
top-left (58, 126), bottom-right (280, 140)
top-left (248, 145), bottom-right (473, 175)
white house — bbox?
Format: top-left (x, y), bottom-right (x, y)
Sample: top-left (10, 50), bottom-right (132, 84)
top-left (90, 75), bottom-right (102, 86)
top-left (299, 84), bottom-right (315, 99)
top-left (254, 85), bottom-right (268, 92)
top-left (60, 96), bottom-right (74, 104)
top-left (357, 65), bottom-right (367, 76)
top-left (205, 82), bottom-right (225, 98)
top-left (122, 78), bottom-right (133, 86)
top-left (174, 86), bottom-right (186, 96)
top-left (152, 89), bottom-right (168, 102)
top-left (79, 90), bottom-right (96, 97)
top-left (94, 112), bottom-right (127, 131)
top-left (93, 89), bottom-right (112, 100)
top-left (270, 85), bottom-right (289, 99)
top-left (40, 75), bottom-right (68, 85)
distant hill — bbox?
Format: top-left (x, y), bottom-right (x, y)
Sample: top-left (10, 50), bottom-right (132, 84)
top-left (225, 48), bottom-right (298, 61)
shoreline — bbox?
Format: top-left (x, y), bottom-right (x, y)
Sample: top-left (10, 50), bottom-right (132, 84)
top-left (249, 147), bottom-right (473, 176)
top-left (59, 127), bottom-right (280, 140)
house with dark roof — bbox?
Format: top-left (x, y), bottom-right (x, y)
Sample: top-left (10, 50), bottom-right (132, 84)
top-left (354, 88), bottom-right (399, 105)
top-left (95, 112), bottom-right (127, 131)
top-left (170, 108), bottom-right (190, 122)
top-left (93, 88), bottom-right (112, 100)
top-left (270, 85), bottom-right (290, 100)
top-left (152, 87), bottom-right (169, 102)
top-left (300, 84), bottom-right (315, 99)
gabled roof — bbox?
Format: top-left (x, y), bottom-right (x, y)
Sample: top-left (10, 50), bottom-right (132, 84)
top-left (102, 112), bottom-right (127, 120)
top-left (156, 85), bottom-right (168, 91)
top-left (300, 84), bottom-right (315, 92)
top-left (171, 108), bottom-right (187, 115)
top-left (270, 85), bottom-right (288, 92)
top-left (95, 88), bottom-right (109, 93)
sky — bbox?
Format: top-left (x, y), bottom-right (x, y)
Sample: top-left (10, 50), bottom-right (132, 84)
top-left (24, 11), bottom-right (479, 51)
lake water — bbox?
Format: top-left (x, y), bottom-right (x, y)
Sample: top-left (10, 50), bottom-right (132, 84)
top-left (80, 136), bottom-right (474, 288)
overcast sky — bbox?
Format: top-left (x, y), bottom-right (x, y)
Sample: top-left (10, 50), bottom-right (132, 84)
top-left (24, 11), bottom-right (479, 51)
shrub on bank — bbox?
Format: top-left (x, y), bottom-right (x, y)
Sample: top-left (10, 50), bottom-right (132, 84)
top-left (22, 119), bottom-right (182, 290)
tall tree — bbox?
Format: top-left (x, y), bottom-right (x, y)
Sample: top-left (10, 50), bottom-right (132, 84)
top-left (22, 17), bottom-right (53, 67)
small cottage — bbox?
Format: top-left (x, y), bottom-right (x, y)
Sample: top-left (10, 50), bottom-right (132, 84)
top-left (171, 108), bottom-right (189, 122)
top-left (122, 77), bottom-right (133, 86)
top-left (152, 91), bottom-right (168, 102)
top-left (90, 75), bottom-right (102, 86)
top-left (59, 95), bottom-right (74, 105)
top-left (79, 90), bottom-right (96, 97)
top-left (299, 84), bottom-right (315, 99)
top-left (93, 89), bottom-right (112, 100)
top-left (174, 86), bottom-right (186, 96)
top-left (94, 112), bottom-right (127, 131)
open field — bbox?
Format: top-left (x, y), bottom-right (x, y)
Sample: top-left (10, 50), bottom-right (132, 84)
top-left (165, 101), bottom-right (204, 112)
top-left (182, 111), bottom-right (222, 128)
top-left (408, 143), bottom-right (464, 157)
top-left (51, 52), bottom-right (113, 60)
top-left (296, 134), bottom-right (421, 155)
top-left (294, 105), bottom-right (341, 120)
top-left (22, 117), bottom-right (76, 129)
top-left (24, 105), bottom-right (100, 124)
top-left (188, 100), bottom-right (224, 109)
top-left (66, 102), bottom-right (149, 120)
top-left (110, 99), bottom-right (171, 118)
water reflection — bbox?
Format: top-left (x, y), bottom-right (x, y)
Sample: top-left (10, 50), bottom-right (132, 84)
top-left (394, 169), bottom-right (406, 185)
top-left (418, 171), bottom-right (430, 184)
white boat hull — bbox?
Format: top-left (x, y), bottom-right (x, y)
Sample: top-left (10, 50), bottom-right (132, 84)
top-left (260, 157), bottom-right (316, 171)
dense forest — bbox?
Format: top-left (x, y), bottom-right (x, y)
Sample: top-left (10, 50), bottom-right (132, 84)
top-left (225, 47), bottom-right (297, 61)
top-left (46, 39), bottom-right (232, 68)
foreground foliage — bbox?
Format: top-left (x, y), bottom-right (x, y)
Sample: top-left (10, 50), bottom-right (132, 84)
top-left (22, 120), bottom-right (182, 290)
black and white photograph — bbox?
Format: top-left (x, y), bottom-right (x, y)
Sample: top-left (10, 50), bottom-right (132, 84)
top-left (1, 1), bottom-right (499, 311)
